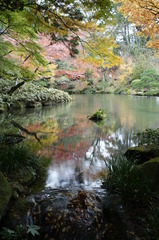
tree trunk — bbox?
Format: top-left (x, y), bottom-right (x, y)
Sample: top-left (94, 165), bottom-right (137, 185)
top-left (7, 81), bottom-right (25, 95)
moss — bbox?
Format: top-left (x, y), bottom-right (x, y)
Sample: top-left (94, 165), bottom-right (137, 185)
top-left (125, 145), bottom-right (159, 164)
top-left (88, 109), bottom-right (106, 121)
top-left (0, 171), bottom-right (12, 220)
top-left (135, 157), bottom-right (159, 192)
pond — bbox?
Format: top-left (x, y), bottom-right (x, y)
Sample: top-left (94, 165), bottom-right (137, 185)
top-left (1, 94), bottom-right (159, 191)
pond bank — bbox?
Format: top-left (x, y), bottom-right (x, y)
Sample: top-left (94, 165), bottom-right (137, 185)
top-left (0, 79), bottom-right (72, 113)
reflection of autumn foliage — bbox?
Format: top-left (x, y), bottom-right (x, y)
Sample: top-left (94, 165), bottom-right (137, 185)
top-left (24, 118), bottom-right (59, 157)
top-left (53, 120), bottom-right (94, 161)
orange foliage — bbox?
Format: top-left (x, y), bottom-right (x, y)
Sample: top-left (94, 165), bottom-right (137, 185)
top-left (115, 0), bottom-right (159, 49)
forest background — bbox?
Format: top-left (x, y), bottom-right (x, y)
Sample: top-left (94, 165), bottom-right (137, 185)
top-left (0, 0), bottom-right (159, 97)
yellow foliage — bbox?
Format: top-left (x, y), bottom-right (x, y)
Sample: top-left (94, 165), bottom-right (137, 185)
top-left (119, 58), bottom-right (133, 83)
top-left (115, 0), bottom-right (159, 49)
top-left (83, 34), bottom-right (122, 68)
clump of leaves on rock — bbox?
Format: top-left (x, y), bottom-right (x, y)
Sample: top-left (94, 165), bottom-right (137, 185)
top-left (88, 109), bottom-right (106, 121)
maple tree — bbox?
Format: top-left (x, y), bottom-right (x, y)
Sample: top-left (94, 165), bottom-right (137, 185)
top-left (0, 0), bottom-right (113, 80)
top-left (81, 32), bottom-right (122, 82)
top-left (115, 0), bottom-right (159, 49)
top-left (84, 33), bottom-right (122, 68)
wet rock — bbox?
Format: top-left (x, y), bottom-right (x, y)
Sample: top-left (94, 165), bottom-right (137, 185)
top-left (0, 171), bottom-right (12, 220)
top-left (125, 144), bottom-right (159, 164)
top-left (27, 189), bottom-right (127, 240)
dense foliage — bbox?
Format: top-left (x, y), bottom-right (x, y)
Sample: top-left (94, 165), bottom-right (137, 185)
top-left (0, 0), bottom-right (113, 80)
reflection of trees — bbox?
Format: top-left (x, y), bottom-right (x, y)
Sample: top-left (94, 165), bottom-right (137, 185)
top-left (0, 109), bottom-right (60, 157)
top-left (85, 128), bottom-right (138, 163)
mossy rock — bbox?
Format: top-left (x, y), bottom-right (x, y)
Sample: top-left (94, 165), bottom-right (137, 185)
top-left (125, 145), bottom-right (159, 164)
top-left (88, 109), bottom-right (106, 122)
top-left (134, 157), bottom-right (159, 192)
top-left (0, 171), bottom-right (12, 220)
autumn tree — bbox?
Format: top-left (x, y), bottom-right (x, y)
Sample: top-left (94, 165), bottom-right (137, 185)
top-left (115, 0), bottom-right (159, 49)
top-left (0, 0), bottom-right (114, 81)
top-left (83, 32), bottom-right (122, 81)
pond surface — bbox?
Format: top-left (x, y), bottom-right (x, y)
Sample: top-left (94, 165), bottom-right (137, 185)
top-left (1, 94), bottom-right (159, 190)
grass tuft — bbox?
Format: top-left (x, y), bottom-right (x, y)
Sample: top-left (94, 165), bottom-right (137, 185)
top-left (104, 156), bottom-right (155, 205)
top-left (0, 144), bottom-right (40, 174)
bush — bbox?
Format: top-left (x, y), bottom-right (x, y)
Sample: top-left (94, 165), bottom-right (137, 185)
top-left (131, 79), bottom-right (142, 89)
top-left (141, 69), bottom-right (159, 80)
top-left (85, 68), bottom-right (92, 79)
top-left (130, 68), bottom-right (159, 91)
top-left (96, 81), bottom-right (108, 91)
top-left (67, 84), bottom-right (75, 90)
top-left (34, 79), bottom-right (51, 88)
top-left (131, 53), bottom-right (154, 80)
top-left (114, 87), bottom-right (128, 94)
top-left (87, 79), bottom-right (94, 85)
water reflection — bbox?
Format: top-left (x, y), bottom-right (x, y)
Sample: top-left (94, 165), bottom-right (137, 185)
top-left (1, 95), bottom-right (159, 190)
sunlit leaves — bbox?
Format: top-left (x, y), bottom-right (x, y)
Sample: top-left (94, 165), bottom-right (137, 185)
top-left (83, 34), bottom-right (122, 68)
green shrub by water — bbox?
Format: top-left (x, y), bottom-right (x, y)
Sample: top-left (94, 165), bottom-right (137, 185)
top-left (130, 68), bottom-right (159, 92)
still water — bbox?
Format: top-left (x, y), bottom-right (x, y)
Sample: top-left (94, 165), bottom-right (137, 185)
top-left (1, 94), bottom-right (159, 190)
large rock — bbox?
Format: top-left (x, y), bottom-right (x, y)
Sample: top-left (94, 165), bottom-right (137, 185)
top-left (135, 157), bottom-right (159, 191)
top-left (125, 145), bottom-right (159, 164)
top-left (0, 171), bottom-right (12, 220)
top-left (4, 189), bottom-right (127, 240)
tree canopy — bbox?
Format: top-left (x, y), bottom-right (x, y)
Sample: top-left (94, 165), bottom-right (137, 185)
top-left (0, 0), bottom-right (115, 80)
top-left (115, 0), bottom-right (159, 49)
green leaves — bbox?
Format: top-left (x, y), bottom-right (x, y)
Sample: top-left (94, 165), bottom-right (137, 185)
top-left (26, 225), bottom-right (41, 237)
top-left (0, 225), bottom-right (41, 239)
